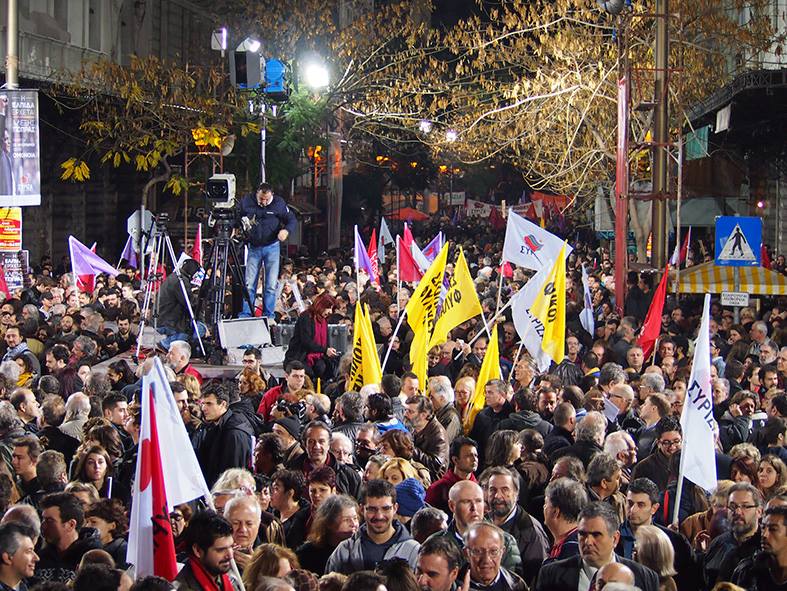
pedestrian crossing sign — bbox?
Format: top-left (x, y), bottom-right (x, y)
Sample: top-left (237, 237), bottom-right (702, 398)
top-left (715, 216), bottom-right (762, 267)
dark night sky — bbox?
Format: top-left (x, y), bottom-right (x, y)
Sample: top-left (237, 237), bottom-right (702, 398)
top-left (431, 0), bottom-right (480, 27)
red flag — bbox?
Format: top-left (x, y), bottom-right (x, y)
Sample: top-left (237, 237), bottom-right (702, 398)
top-left (190, 223), bottom-right (203, 266)
top-left (489, 206), bottom-right (506, 231)
top-left (498, 261), bottom-right (513, 278)
top-left (762, 245), bottom-right (771, 269)
top-left (367, 229), bottom-right (381, 288)
top-left (403, 223), bottom-right (415, 249)
top-left (0, 266), bottom-right (10, 299)
top-left (141, 386), bottom-right (178, 579)
top-left (670, 227), bottom-right (691, 266)
top-left (637, 264), bottom-right (670, 359)
top-left (397, 235), bottom-right (423, 282)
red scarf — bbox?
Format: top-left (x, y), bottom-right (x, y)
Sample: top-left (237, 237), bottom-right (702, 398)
top-left (188, 555), bottom-right (233, 591)
top-left (306, 317), bottom-right (328, 368)
top-left (549, 527), bottom-right (577, 559)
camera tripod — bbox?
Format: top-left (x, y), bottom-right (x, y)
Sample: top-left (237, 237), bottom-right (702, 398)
top-left (196, 212), bottom-right (254, 330)
top-left (136, 215), bottom-right (206, 358)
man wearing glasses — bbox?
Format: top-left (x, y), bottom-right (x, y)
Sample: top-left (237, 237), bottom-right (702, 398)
top-left (464, 522), bottom-right (527, 591)
top-left (325, 479), bottom-right (419, 573)
top-left (703, 482), bottom-right (763, 587)
top-left (631, 417), bottom-right (682, 491)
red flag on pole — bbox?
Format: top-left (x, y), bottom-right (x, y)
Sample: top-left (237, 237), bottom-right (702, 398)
top-left (397, 235), bottom-right (423, 282)
top-left (0, 266), bottom-right (10, 299)
top-left (762, 245), bottom-right (771, 269)
top-left (670, 226), bottom-right (691, 266)
top-left (637, 264), bottom-right (670, 359)
top-left (367, 229), bottom-right (381, 288)
top-left (190, 223), bottom-right (203, 266)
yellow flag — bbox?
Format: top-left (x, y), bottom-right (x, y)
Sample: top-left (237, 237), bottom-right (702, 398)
top-left (529, 241), bottom-right (567, 364)
top-left (429, 247), bottom-right (482, 349)
top-left (347, 303), bottom-right (382, 391)
top-left (405, 244), bottom-right (449, 386)
top-left (463, 323), bottom-right (501, 434)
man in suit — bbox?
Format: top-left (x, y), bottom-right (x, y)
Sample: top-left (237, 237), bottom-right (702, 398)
top-left (533, 502), bottom-right (659, 591)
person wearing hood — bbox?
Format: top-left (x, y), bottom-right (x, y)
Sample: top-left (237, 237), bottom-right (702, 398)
top-left (499, 390), bottom-right (553, 438)
top-left (33, 492), bottom-right (102, 584)
top-left (395, 478), bottom-right (426, 526)
top-left (325, 479), bottom-right (420, 574)
top-left (192, 383), bottom-right (254, 488)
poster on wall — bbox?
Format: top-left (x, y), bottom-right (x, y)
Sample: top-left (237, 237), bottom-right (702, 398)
top-left (0, 250), bottom-right (29, 292)
top-left (0, 208), bottom-right (22, 251)
top-left (0, 90), bottom-right (41, 207)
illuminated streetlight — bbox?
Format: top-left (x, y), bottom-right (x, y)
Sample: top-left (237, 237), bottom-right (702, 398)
top-left (303, 63), bottom-right (330, 89)
top-left (237, 37), bottom-right (261, 52)
top-left (419, 119), bottom-right (433, 133)
top-left (445, 129), bottom-right (458, 142)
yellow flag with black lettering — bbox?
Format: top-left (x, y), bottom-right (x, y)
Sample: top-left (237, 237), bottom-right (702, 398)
top-left (429, 247), bottom-right (482, 349)
top-left (347, 302), bottom-right (382, 391)
top-left (406, 244), bottom-right (449, 386)
top-left (529, 241), bottom-right (567, 364)
top-left (463, 323), bottom-right (501, 434)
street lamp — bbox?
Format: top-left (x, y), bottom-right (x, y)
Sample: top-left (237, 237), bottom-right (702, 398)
top-left (419, 119), bottom-right (433, 134)
top-left (445, 129), bottom-right (458, 142)
top-left (303, 62), bottom-right (330, 90)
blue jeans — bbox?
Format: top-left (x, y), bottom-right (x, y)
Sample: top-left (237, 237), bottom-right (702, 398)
top-left (241, 241), bottom-right (280, 317)
top-left (157, 323), bottom-right (207, 351)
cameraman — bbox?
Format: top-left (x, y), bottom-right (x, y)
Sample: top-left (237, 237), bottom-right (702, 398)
top-left (157, 258), bottom-right (206, 350)
top-left (238, 182), bottom-right (296, 319)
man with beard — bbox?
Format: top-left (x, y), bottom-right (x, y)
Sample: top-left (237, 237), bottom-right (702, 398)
top-left (175, 511), bottom-right (242, 591)
top-left (166, 340), bottom-right (203, 385)
top-left (416, 536), bottom-right (462, 591)
top-left (704, 482), bottom-right (764, 587)
top-left (483, 467), bottom-right (550, 585)
top-left (536, 387), bottom-right (558, 423)
top-left (325, 479), bottom-right (420, 573)
top-left (114, 315), bottom-right (136, 353)
top-left (732, 505), bottom-right (787, 589)
top-left (405, 395), bottom-right (448, 481)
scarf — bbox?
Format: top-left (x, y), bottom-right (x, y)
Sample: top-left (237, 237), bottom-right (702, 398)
top-left (188, 555), bottom-right (233, 591)
top-left (306, 317), bottom-right (328, 368)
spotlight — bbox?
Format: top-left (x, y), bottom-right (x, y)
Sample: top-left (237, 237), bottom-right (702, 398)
top-left (419, 120), bottom-right (433, 134)
top-left (445, 129), bottom-right (458, 142)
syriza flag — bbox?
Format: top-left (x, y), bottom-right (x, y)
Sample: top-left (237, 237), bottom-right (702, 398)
top-left (503, 209), bottom-right (572, 271)
top-left (678, 294), bottom-right (717, 492)
top-left (127, 358), bottom-right (211, 579)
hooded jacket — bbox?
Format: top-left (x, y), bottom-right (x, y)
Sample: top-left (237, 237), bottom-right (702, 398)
top-left (192, 408), bottom-right (254, 487)
top-left (325, 521), bottom-right (420, 574)
top-left (286, 451), bottom-right (362, 499)
top-left (499, 411), bottom-right (553, 438)
top-left (33, 527), bottom-right (102, 584)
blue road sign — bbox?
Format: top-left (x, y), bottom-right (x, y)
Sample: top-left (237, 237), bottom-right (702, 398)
top-left (715, 216), bottom-right (762, 267)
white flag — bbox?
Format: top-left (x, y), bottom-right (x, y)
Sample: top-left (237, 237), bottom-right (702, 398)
top-left (503, 209), bottom-right (572, 271)
top-left (580, 264), bottom-right (595, 337)
top-left (378, 217), bottom-right (395, 263)
top-left (510, 267), bottom-right (552, 373)
top-left (678, 294), bottom-right (717, 492)
top-left (127, 359), bottom-right (211, 575)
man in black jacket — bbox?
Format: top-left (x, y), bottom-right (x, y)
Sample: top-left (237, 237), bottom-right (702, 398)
top-left (156, 258), bottom-right (204, 351)
top-left (191, 384), bottom-right (254, 488)
top-left (549, 411), bottom-right (605, 468)
top-left (237, 182), bottom-right (296, 319)
top-left (405, 395), bottom-right (448, 481)
top-left (499, 389), bottom-right (553, 438)
top-left (533, 502), bottom-right (659, 591)
top-left (469, 379), bottom-right (513, 467)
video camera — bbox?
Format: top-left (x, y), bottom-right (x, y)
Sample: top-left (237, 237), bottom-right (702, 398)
top-left (206, 174), bottom-right (236, 209)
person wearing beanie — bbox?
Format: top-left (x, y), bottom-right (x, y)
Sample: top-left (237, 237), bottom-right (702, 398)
top-left (273, 416), bottom-right (304, 465)
top-left (395, 478), bottom-right (426, 526)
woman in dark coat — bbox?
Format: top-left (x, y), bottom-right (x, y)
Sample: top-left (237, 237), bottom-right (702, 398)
top-left (284, 293), bottom-right (339, 382)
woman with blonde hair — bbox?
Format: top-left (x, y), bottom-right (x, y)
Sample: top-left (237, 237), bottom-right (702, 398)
top-left (634, 525), bottom-right (677, 591)
top-left (757, 454), bottom-right (787, 499)
top-left (178, 373), bottom-right (201, 401)
top-left (379, 458), bottom-right (420, 486)
top-left (243, 544), bottom-right (300, 591)
top-left (453, 376), bottom-right (475, 423)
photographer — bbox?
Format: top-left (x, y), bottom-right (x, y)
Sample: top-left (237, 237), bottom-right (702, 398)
top-left (238, 182), bottom-right (296, 319)
top-left (157, 258), bottom-right (206, 350)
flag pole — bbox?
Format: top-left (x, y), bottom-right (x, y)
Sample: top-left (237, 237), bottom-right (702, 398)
top-left (396, 235), bottom-right (402, 318)
top-left (381, 309), bottom-right (408, 373)
top-left (495, 258), bottom-right (505, 316)
top-left (506, 341), bottom-right (525, 387)
top-left (674, 138), bottom-right (683, 300)
top-left (453, 299), bottom-right (513, 360)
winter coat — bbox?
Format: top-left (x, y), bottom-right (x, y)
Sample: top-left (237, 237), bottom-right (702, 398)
top-left (192, 409), bottom-right (254, 488)
top-left (286, 451), bottom-right (362, 499)
top-left (325, 522), bottom-right (420, 574)
top-left (435, 403), bottom-right (462, 444)
top-left (413, 417), bottom-right (449, 480)
top-left (237, 193), bottom-right (296, 247)
top-left (543, 426), bottom-right (573, 457)
top-left (499, 411), bottom-right (553, 438)
top-left (493, 505), bottom-right (551, 585)
top-left (33, 527), bottom-right (103, 584)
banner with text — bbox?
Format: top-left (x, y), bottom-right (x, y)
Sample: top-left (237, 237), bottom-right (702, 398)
top-left (0, 90), bottom-right (41, 207)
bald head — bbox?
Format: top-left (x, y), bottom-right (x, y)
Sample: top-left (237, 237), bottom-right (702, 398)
top-left (593, 562), bottom-right (635, 591)
top-left (449, 479), bottom-right (483, 502)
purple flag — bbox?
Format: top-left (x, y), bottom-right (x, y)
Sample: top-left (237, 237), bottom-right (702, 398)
top-left (354, 226), bottom-right (376, 281)
top-left (69, 236), bottom-right (119, 278)
top-left (422, 232), bottom-right (443, 263)
top-left (120, 236), bottom-right (138, 269)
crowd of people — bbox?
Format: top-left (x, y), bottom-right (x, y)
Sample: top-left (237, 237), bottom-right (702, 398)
top-left (0, 212), bottom-right (785, 591)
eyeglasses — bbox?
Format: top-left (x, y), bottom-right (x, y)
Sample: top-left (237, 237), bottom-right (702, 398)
top-left (467, 547), bottom-right (503, 558)
top-left (659, 439), bottom-right (682, 448)
top-left (728, 503), bottom-right (758, 513)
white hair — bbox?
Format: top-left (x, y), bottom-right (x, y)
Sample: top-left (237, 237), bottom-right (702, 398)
top-left (64, 393), bottom-right (91, 420)
top-left (331, 431), bottom-right (352, 449)
top-left (169, 340), bottom-right (192, 360)
top-left (224, 495), bottom-right (262, 521)
top-left (604, 431), bottom-right (635, 458)
top-left (359, 383), bottom-right (381, 397)
top-left (429, 375), bottom-right (455, 405)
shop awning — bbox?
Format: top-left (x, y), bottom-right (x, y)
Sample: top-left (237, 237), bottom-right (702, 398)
top-left (672, 262), bottom-right (787, 295)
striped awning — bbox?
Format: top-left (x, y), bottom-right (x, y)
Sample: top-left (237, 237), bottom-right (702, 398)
top-left (672, 262), bottom-right (787, 295)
